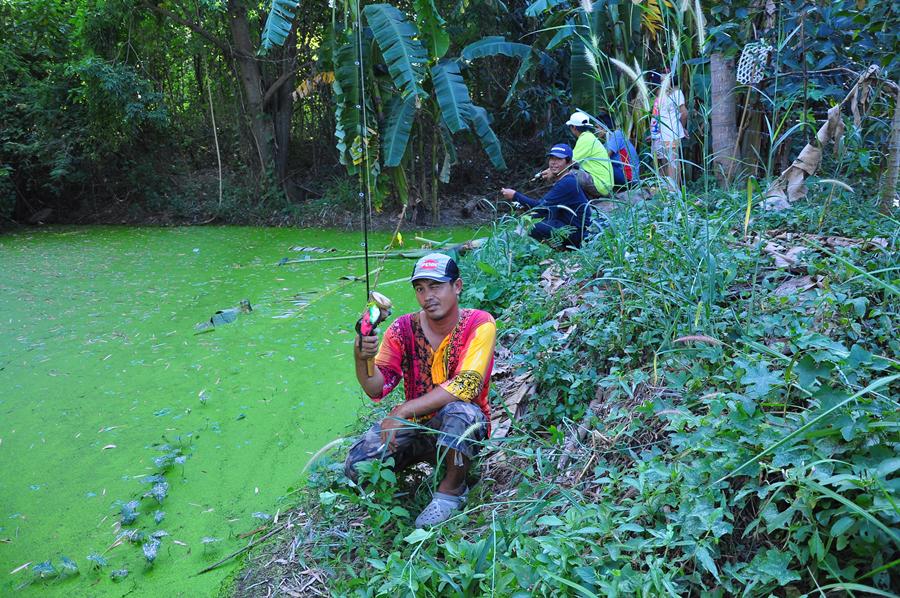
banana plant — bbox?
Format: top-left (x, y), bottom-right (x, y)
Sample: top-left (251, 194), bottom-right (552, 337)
top-left (525, 0), bottom-right (663, 136)
top-left (261, 0), bottom-right (533, 213)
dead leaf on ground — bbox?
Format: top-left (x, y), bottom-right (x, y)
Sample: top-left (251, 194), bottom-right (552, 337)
top-left (774, 274), bottom-right (824, 297)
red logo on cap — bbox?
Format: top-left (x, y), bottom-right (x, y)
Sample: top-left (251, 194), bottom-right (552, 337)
top-left (420, 259), bottom-right (438, 270)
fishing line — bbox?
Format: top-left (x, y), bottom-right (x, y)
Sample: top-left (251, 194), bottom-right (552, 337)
top-left (355, 0), bottom-right (372, 299)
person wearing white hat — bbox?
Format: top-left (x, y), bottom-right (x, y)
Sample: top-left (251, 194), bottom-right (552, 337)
top-left (565, 111), bottom-right (613, 198)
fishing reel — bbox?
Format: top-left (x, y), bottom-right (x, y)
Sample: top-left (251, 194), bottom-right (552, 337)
top-left (356, 291), bottom-right (393, 376)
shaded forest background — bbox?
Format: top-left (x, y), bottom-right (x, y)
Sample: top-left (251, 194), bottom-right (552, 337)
top-left (1, 0), bottom-right (897, 227)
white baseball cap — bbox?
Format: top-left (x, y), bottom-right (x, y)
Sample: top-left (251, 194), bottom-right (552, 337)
top-left (565, 111), bottom-right (591, 127)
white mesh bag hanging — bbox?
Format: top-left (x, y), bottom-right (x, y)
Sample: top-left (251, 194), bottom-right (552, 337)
top-left (736, 41), bottom-right (773, 85)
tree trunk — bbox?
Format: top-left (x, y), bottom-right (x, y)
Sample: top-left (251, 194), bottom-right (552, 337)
top-left (228, 0), bottom-right (274, 172)
top-left (742, 102), bottom-right (763, 178)
top-left (881, 87), bottom-right (900, 214)
top-left (272, 29), bottom-right (297, 193)
top-left (710, 53), bottom-right (737, 184)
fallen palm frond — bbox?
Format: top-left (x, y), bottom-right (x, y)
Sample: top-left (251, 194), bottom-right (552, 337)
top-left (765, 65), bottom-right (881, 209)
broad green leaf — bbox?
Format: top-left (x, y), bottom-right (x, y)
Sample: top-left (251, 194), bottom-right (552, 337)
top-left (460, 36), bottom-right (531, 62)
top-left (536, 515), bottom-right (565, 526)
top-left (390, 505), bottom-right (410, 517)
top-left (830, 516), bottom-right (855, 537)
top-left (525, 0), bottom-right (568, 17)
top-left (694, 546), bottom-right (720, 581)
top-left (388, 166), bottom-right (409, 205)
top-left (809, 529), bottom-right (825, 561)
top-left (431, 60), bottom-right (472, 133)
top-left (382, 95), bottom-right (417, 167)
top-left (543, 572), bottom-right (600, 598)
top-left (467, 105), bottom-right (507, 170)
top-left (570, 37), bottom-right (602, 116)
top-left (717, 373), bottom-right (900, 483)
top-left (547, 21), bottom-right (575, 50)
top-left (477, 261), bottom-right (499, 276)
top-left (847, 344), bottom-right (874, 368)
top-left (876, 457), bottom-right (900, 478)
top-left (380, 468), bottom-right (396, 483)
top-left (794, 356), bottom-right (832, 390)
top-left (404, 528), bottom-right (435, 543)
top-left (333, 39), bottom-right (362, 170)
top-left (745, 548), bottom-right (800, 585)
top-left (615, 522), bottom-right (644, 533)
top-left (363, 4), bottom-right (428, 99)
top-left (260, 0), bottom-right (301, 51)
top-left (413, 0), bottom-right (450, 58)
top-left (366, 558), bottom-right (386, 570)
top-left (740, 361), bottom-right (782, 397)
top-left (848, 296), bottom-right (868, 317)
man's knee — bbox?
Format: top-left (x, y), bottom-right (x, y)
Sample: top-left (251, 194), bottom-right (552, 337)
top-left (343, 425), bottom-right (383, 483)
top-left (432, 401), bottom-right (487, 459)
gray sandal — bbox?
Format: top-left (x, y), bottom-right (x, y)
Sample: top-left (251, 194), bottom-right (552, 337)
top-left (415, 486), bottom-right (468, 528)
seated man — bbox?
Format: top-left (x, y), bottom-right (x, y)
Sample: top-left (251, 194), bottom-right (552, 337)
top-left (347, 253), bottom-right (496, 528)
top-left (597, 113), bottom-right (640, 188)
top-left (566, 111), bottom-right (613, 198)
top-left (500, 143), bottom-right (593, 248)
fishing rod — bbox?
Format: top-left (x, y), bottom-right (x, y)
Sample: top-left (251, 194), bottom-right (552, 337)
top-left (352, 0), bottom-right (405, 370)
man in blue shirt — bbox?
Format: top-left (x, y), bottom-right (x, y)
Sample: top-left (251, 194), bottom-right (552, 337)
top-left (500, 143), bottom-right (593, 248)
top-left (598, 113), bottom-right (640, 188)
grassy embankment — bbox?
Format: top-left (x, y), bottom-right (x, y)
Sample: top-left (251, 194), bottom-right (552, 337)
top-left (236, 189), bottom-right (899, 596)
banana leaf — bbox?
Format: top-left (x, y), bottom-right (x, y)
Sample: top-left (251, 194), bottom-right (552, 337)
top-left (382, 94), bottom-right (417, 167)
top-left (503, 57), bottom-right (530, 108)
top-left (413, 0), bottom-right (450, 59)
top-left (524, 0), bottom-right (567, 18)
top-left (363, 4), bottom-right (428, 99)
top-left (547, 20), bottom-right (575, 51)
top-left (460, 36), bottom-right (531, 62)
top-left (438, 121), bottom-right (458, 166)
top-left (431, 59), bottom-right (473, 133)
top-left (570, 37), bottom-right (603, 116)
top-left (388, 166), bottom-right (409, 205)
top-left (260, 0), bottom-right (301, 51)
top-left (333, 38), bottom-right (362, 170)
top-left (467, 105), bottom-right (506, 170)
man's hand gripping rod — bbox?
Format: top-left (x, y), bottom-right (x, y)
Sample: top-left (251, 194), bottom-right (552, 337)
top-left (356, 291), bottom-right (393, 376)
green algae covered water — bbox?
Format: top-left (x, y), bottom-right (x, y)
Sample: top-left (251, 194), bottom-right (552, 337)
top-left (0, 226), bottom-right (473, 596)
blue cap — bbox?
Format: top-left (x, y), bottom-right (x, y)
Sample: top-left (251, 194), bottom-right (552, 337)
top-left (546, 143), bottom-right (573, 159)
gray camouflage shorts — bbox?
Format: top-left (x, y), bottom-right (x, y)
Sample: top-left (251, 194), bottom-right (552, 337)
top-left (344, 401), bottom-right (487, 483)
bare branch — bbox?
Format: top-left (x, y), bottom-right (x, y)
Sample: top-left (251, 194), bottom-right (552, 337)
top-left (140, 1), bottom-right (234, 57)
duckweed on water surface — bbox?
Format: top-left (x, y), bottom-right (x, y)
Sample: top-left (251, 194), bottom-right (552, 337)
top-left (0, 225), bottom-right (472, 596)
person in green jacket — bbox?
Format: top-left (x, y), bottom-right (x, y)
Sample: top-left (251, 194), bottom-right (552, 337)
top-left (566, 111), bottom-right (613, 198)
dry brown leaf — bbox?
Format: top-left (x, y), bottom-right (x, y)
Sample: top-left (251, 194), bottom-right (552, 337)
top-left (766, 65), bottom-right (880, 209)
top-left (774, 274), bottom-right (824, 297)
